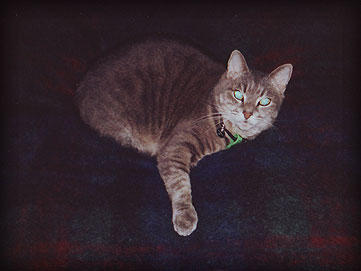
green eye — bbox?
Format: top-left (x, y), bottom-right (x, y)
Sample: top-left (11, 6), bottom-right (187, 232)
top-left (259, 97), bottom-right (271, 106)
top-left (234, 90), bottom-right (244, 101)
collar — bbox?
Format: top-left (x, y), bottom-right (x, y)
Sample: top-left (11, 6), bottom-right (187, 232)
top-left (216, 122), bottom-right (243, 149)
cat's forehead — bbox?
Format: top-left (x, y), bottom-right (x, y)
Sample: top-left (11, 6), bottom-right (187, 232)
top-left (233, 73), bottom-right (270, 93)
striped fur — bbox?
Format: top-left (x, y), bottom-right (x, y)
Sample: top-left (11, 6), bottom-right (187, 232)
top-left (76, 37), bottom-right (292, 236)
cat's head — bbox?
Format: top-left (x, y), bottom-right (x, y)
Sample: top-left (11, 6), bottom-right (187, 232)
top-left (213, 50), bottom-right (292, 140)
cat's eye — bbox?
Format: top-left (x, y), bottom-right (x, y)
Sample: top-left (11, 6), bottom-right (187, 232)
top-left (233, 90), bottom-right (244, 101)
top-left (259, 97), bottom-right (271, 106)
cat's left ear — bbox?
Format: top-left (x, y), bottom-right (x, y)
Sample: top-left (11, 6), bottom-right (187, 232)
top-left (268, 64), bottom-right (293, 93)
top-left (226, 50), bottom-right (249, 79)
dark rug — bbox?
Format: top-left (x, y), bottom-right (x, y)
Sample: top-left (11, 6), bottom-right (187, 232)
top-left (2, 3), bottom-right (360, 270)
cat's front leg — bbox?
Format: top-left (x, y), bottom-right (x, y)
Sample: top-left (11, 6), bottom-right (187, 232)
top-left (157, 150), bottom-right (198, 236)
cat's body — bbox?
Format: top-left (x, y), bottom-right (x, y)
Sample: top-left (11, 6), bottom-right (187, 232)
top-left (76, 37), bottom-right (292, 236)
top-left (76, 39), bottom-right (225, 157)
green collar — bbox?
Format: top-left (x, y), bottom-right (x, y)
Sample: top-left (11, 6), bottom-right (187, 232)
top-left (226, 133), bottom-right (243, 149)
top-left (216, 122), bottom-right (243, 149)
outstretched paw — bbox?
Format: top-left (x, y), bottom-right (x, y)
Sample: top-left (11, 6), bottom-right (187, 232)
top-left (172, 205), bottom-right (198, 236)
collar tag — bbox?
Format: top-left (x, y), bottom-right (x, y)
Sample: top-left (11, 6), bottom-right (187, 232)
top-left (216, 122), bottom-right (243, 149)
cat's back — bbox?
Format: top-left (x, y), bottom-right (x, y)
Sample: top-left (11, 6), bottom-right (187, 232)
top-left (76, 37), bottom-right (224, 155)
top-left (77, 37), bottom-right (222, 96)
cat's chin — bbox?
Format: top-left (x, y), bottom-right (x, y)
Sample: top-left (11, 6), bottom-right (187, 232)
top-left (240, 121), bottom-right (252, 129)
top-left (233, 119), bottom-right (273, 140)
top-left (233, 126), bottom-right (260, 140)
top-left (242, 134), bottom-right (257, 140)
top-left (238, 133), bottom-right (257, 140)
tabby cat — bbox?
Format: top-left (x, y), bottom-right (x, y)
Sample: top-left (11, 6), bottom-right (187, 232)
top-left (75, 37), bottom-right (292, 236)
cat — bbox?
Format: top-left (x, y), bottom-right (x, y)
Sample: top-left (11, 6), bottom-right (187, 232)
top-left (75, 37), bottom-right (293, 236)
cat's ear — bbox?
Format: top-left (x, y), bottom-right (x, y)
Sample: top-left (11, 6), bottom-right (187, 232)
top-left (226, 50), bottom-right (249, 79)
top-left (268, 64), bottom-right (293, 93)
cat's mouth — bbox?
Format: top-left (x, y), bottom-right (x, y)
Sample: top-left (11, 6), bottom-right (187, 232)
top-left (230, 118), bottom-right (253, 129)
top-left (241, 120), bottom-right (252, 127)
top-left (223, 119), bottom-right (251, 138)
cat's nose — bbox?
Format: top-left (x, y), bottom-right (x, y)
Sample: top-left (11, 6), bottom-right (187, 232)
top-left (243, 111), bottom-right (253, 120)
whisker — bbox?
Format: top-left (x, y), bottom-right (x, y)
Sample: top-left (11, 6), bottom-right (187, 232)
top-left (203, 120), bottom-right (224, 134)
top-left (192, 109), bottom-right (233, 125)
top-left (192, 116), bottom-right (221, 126)
top-left (193, 112), bottom-right (222, 123)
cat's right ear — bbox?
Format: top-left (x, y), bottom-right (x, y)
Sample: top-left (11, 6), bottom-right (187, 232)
top-left (226, 50), bottom-right (249, 80)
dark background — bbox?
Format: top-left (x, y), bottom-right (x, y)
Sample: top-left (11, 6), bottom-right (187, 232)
top-left (2, 2), bottom-right (360, 270)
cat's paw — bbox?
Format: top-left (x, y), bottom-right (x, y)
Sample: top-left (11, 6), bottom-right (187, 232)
top-left (172, 204), bottom-right (198, 236)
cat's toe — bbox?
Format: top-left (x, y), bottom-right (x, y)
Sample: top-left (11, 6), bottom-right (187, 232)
top-left (172, 205), bottom-right (198, 236)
